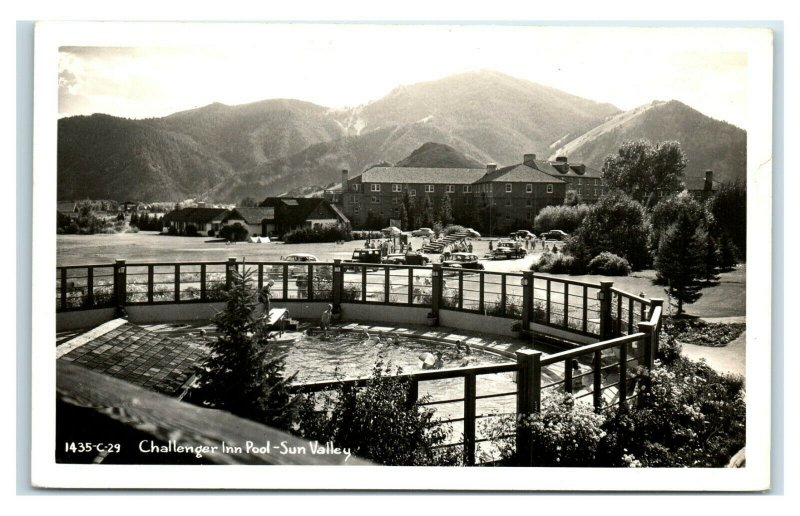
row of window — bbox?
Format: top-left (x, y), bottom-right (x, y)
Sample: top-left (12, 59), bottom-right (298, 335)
top-left (357, 184), bottom-right (558, 195)
top-left (349, 187), bottom-right (603, 205)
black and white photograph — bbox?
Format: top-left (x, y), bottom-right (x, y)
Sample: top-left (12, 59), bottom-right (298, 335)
top-left (29, 21), bottom-right (774, 491)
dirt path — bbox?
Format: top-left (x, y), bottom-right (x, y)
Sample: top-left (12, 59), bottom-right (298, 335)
top-left (680, 331), bottom-right (746, 379)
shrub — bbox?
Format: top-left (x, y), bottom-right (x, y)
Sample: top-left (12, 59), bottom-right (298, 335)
top-left (587, 252), bottom-right (631, 276)
top-left (284, 224), bottom-right (353, 244)
top-left (530, 252), bottom-right (584, 274)
top-left (565, 191), bottom-right (650, 270)
top-left (533, 204), bottom-right (591, 234)
top-left (185, 224), bottom-right (199, 237)
top-left (599, 358), bottom-right (746, 467)
top-left (167, 225), bottom-right (178, 236)
top-left (480, 392), bottom-right (606, 466)
top-left (218, 223), bottom-right (249, 242)
top-left (208, 229), bottom-right (216, 237)
top-left (295, 358), bottom-right (462, 466)
top-left (351, 230), bottom-right (383, 240)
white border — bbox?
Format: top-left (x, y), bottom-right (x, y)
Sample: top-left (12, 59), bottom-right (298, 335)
top-left (31, 21), bottom-right (773, 491)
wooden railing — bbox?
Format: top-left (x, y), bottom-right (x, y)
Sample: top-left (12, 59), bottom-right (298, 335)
top-left (289, 307), bottom-right (662, 466)
top-left (56, 259), bottom-right (661, 344)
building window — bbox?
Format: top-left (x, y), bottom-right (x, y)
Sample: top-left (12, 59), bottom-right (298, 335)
top-left (465, 198), bottom-right (471, 205)
top-left (425, 184), bottom-right (434, 193)
top-left (525, 199), bottom-right (532, 207)
top-left (527, 211), bottom-right (532, 220)
top-left (371, 196), bottom-right (380, 204)
top-left (505, 183), bottom-right (512, 193)
top-left (547, 184), bottom-right (554, 194)
top-left (526, 184), bottom-right (533, 193)
top-left (594, 189), bottom-right (598, 196)
top-left (410, 189), bottom-right (416, 197)
top-left (354, 206), bottom-right (360, 215)
top-left (392, 197), bottom-right (400, 204)
top-left (578, 188), bottom-right (582, 195)
top-left (393, 207), bottom-right (400, 214)
top-left (594, 179), bottom-right (599, 186)
top-left (505, 199), bottom-right (512, 207)
top-left (446, 185), bottom-right (455, 193)
top-left (352, 184), bottom-right (360, 192)
top-left (463, 185), bottom-right (472, 193)
top-left (370, 184), bottom-right (381, 192)
top-left (578, 179), bottom-right (582, 185)
top-left (392, 184), bottom-right (401, 192)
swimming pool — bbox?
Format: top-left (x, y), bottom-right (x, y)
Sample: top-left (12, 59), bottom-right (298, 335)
top-left (267, 329), bottom-right (520, 429)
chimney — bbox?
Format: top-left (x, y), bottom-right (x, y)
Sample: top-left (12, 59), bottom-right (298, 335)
top-left (197, 201), bottom-right (206, 208)
top-left (486, 163), bottom-right (497, 173)
top-left (523, 153), bottom-right (537, 166)
top-left (341, 169), bottom-right (349, 190)
top-left (704, 170), bottom-right (713, 191)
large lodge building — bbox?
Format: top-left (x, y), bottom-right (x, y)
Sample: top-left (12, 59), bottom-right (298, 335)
top-left (328, 154), bottom-right (606, 231)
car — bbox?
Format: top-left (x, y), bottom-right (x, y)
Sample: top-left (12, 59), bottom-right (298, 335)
top-left (541, 229), bottom-right (569, 241)
top-left (343, 248), bottom-right (383, 271)
top-left (442, 252), bottom-right (484, 270)
top-left (491, 240), bottom-right (527, 260)
top-left (280, 253), bottom-right (319, 276)
top-left (411, 227), bottom-right (434, 237)
top-left (382, 252), bottom-right (431, 266)
top-left (511, 230), bottom-right (536, 240)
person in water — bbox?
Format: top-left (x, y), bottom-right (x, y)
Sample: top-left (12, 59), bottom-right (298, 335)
top-left (391, 332), bottom-right (401, 346)
top-left (433, 351), bottom-right (444, 370)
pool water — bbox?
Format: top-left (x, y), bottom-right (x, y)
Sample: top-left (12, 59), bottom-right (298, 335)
top-left (267, 330), bottom-right (520, 433)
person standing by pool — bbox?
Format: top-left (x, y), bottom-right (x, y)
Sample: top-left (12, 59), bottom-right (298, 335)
top-left (321, 304), bottom-right (333, 338)
top-left (258, 279), bottom-right (274, 319)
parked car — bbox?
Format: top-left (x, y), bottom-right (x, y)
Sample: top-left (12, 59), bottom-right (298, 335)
top-left (280, 253), bottom-right (319, 276)
top-left (382, 252), bottom-right (431, 266)
top-left (343, 248), bottom-right (383, 271)
top-left (541, 229), bottom-right (569, 241)
top-left (442, 252), bottom-right (485, 270)
top-left (511, 230), bottom-right (536, 240)
top-left (411, 227), bottom-right (434, 237)
top-left (491, 240), bottom-right (527, 260)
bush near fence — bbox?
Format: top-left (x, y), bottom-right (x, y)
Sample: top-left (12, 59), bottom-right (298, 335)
top-left (284, 224), bottom-right (353, 244)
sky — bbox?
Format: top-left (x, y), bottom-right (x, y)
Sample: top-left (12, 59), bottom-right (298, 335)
top-left (58, 25), bottom-right (752, 128)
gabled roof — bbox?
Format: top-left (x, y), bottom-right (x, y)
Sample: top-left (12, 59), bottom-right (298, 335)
top-left (225, 207), bottom-right (275, 224)
top-left (260, 197), bottom-right (347, 226)
top-left (360, 167), bottom-right (486, 185)
top-left (474, 163), bottom-right (566, 184)
top-left (163, 207), bottom-right (229, 224)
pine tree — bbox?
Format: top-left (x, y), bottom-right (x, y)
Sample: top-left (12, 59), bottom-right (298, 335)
top-left (421, 196), bottom-right (436, 228)
top-left (190, 267), bottom-right (299, 430)
top-left (402, 191), bottom-right (416, 229)
top-left (438, 193), bottom-right (454, 227)
top-left (399, 203), bottom-right (409, 231)
top-left (655, 214), bottom-right (708, 315)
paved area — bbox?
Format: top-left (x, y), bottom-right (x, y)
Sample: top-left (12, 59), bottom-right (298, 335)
top-left (681, 331), bottom-right (746, 378)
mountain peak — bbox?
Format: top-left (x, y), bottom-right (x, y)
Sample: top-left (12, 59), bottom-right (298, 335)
top-left (395, 142), bottom-right (484, 169)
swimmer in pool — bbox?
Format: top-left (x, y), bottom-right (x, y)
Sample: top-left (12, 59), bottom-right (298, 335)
top-left (433, 351), bottom-right (444, 370)
top-left (320, 304), bottom-right (333, 339)
top-left (391, 332), bottom-right (401, 346)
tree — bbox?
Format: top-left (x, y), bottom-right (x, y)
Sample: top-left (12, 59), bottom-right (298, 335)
top-left (402, 191), bottom-right (417, 229)
top-left (602, 140), bottom-right (687, 208)
top-left (655, 212), bottom-right (708, 315)
top-left (650, 191), bottom-right (708, 256)
top-left (564, 189), bottom-right (582, 206)
top-left (566, 191), bottom-right (650, 270)
top-left (219, 223), bottom-right (249, 242)
top-left (240, 196), bottom-right (258, 208)
top-left (437, 193), bottom-right (454, 227)
top-left (707, 179), bottom-right (746, 261)
top-left (534, 204), bottom-right (591, 234)
top-left (190, 267), bottom-right (299, 431)
top-left (420, 196), bottom-right (436, 228)
top-left (399, 203), bottom-right (409, 231)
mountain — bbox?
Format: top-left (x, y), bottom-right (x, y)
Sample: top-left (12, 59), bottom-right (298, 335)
top-left (57, 71), bottom-right (746, 203)
top-left (58, 114), bottom-right (236, 201)
top-left (395, 142), bottom-right (484, 168)
top-left (549, 100), bottom-right (747, 183)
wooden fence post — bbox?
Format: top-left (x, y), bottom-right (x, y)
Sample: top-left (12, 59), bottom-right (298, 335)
top-left (430, 264), bottom-right (443, 324)
top-left (226, 257), bottom-right (237, 290)
top-left (599, 281), bottom-right (614, 340)
top-left (637, 321), bottom-right (657, 370)
top-left (648, 298), bottom-right (664, 356)
top-left (515, 349), bottom-right (542, 466)
top-left (113, 259), bottom-right (127, 316)
top-left (521, 271), bottom-right (534, 333)
top-left (332, 259), bottom-right (343, 312)
top-left (463, 372), bottom-right (477, 466)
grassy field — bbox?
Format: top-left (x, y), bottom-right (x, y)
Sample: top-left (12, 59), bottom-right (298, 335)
top-left (57, 231), bottom-right (745, 318)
